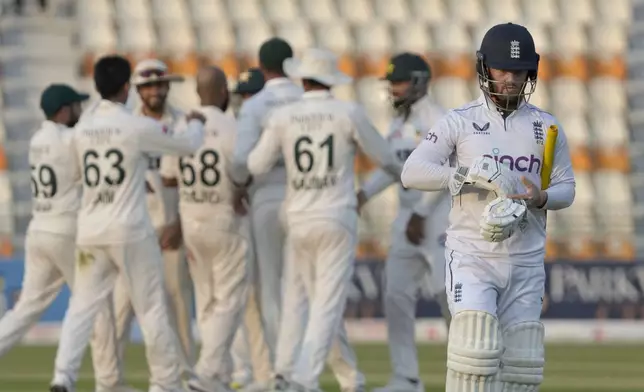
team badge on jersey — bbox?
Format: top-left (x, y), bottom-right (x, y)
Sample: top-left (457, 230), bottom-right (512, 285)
top-left (532, 121), bottom-right (544, 145)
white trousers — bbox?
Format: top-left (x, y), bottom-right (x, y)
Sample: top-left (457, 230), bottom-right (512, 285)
top-left (383, 199), bottom-right (451, 382)
top-left (0, 231), bottom-right (120, 389)
top-left (445, 248), bottom-right (545, 328)
top-left (231, 216), bottom-right (271, 384)
top-left (53, 236), bottom-right (184, 390)
top-left (277, 218), bottom-right (363, 391)
top-left (183, 225), bottom-right (248, 381)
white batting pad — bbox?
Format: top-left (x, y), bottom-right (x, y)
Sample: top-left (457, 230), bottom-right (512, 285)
top-left (499, 321), bottom-right (545, 392)
top-left (446, 311), bottom-right (503, 392)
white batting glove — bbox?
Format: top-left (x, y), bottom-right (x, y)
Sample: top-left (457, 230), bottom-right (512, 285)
top-left (480, 197), bottom-right (527, 242)
top-left (449, 156), bottom-right (518, 197)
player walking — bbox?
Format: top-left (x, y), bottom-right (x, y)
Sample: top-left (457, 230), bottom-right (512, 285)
top-left (49, 55), bottom-right (205, 392)
top-left (159, 66), bottom-right (248, 392)
top-left (357, 53), bottom-right (451, 392)
top-left (229, 67), bottom-right (272, 391)
top-left (247, 48), bottom-right (400, 392)
top-left (401, 23), bottom-right (575, 391)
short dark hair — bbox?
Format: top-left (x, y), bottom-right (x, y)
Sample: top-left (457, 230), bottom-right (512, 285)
top-left (302, 78), bottom-right (330, 90)
top-left (94, 56), bottom-right (132, 99)
top-left (258, 38), bottom-right (293, 74)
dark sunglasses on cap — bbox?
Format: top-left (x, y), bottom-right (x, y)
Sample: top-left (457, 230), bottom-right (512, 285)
top-left (138, 69), bottom-right (166, 78)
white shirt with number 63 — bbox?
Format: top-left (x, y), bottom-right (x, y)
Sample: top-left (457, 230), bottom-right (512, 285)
top-left (247, 90), bottom-right (402, 230)
top-left (72, 100), bottom-right (204, 246)
top-left (160, 106), bottom-right (240, 232)
top-left (27, 120), bottom-right (81, 237)
top-left (401, 95), bottom-right (576, 265)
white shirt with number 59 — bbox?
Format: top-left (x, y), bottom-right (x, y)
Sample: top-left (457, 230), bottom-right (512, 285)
top-left (401, 95), bottom-right (576, 265)
top-left (72, 100), bottom-right (204, 246)
top-left (27, 120), bottom-right (81, 237)
top-left (247, 90), bottom-right (401, 230)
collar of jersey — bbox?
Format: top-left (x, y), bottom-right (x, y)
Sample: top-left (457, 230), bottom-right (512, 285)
top-left (42, 119), bottom-right (69, 131)
top-left (264, 77), bottom-right (292, 87)
top-left (302, 90), bottom-right (332, 99)
top-left (133, 102), bottom-right (179, 124)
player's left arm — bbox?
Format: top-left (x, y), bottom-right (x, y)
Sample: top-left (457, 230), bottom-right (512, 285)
top-left (247, 112), bottom-right (282, 177)
top-left (539, 122), bottom-right (575, 210)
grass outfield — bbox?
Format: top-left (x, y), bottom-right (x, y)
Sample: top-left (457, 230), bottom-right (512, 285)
top-left (0, 343), bottom-right (642, 392)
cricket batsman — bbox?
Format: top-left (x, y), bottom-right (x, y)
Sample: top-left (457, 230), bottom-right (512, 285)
top-left (159, 66), bottom-right (248, 392)
top-left (401, 23), bottom-right (576, 391)
top-left (229, 67), bottom-right (273, 390)
top-left (247, 47), bottom-right (400, 392)
top-left (356, 53), bottom-right (451, 392)
top-left (50, 55), bottom-right (205, 392)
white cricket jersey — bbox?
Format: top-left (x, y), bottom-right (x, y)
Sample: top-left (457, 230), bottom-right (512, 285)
top-left (160, 106), bottom-right (239, 232)
top-left (361, 95), bottom-right (449, 232)
top-left (27, 121), bottom-right (81, 237)
top-left (401, 94), bottom-right (576, 265)
top-left (132, 104), bottom-right (183, 230)
top-left (231, 77), bottom-right (303, 204)
top-left (247, 90), bottom-right (401, 229)
top-left (72, 100), bottom-right (204, 246)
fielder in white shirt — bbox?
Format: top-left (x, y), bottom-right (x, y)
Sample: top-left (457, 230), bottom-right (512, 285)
top-left (357, 53), bottom-right (451, 392)
top-left (232, 38), bottom-right (364, 392)
top-left (160, 66), bottom-right (248, 392)
top-left (50, 56), bottom-right (205, 392)
top-left (247, 48), bottom-right (401, 392)
top-left (401, 23), bottom-right (575, 392)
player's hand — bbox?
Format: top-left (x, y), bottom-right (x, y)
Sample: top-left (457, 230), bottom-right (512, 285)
top-left (356, 190), bottom-right (368, 215)
top-left (233, 187), bottom-right (249, 216)
top-left (450, 157), bottom-right (517, 197)
top-left (479, 197), bottom-right (527, 242)
top-left (186, 111), bottom-right (206, 124)
top-left (508, 176), bottom-right (547, 208)
top-left (160, 220), bottom-right (183, 250)
top-left (405, 213), bottom-right (425, 245)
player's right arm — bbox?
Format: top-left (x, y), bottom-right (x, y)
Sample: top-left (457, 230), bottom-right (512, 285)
top-left (231, 100), bottom-right (262, 184)
top-left (136, 113), bottom-right (205, 156)
top-left (359, 169), bottom-right (396, 202)
top-left (350, 105), bottom-right (401, 177)
top-left (401, 114), bottom-right (458, 191)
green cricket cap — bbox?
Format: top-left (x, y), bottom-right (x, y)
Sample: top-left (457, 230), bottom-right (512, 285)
top-left (40, 84), bottom-right (90, 117)
top-left (234, 68), bottom-right (265, 95)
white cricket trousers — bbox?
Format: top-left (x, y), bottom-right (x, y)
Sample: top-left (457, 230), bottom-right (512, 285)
top-left (183, 225), bottom-right (248, 381)
top-left (231, 216), bottom-right (271, 384)
top-left (384, 199), bottom-right (451, 382)
top-left (249, 197), bottom-right (285, 358)
top-left (278, 218), bottom-right (360, 391)
top-left (445, 249), bottom-right (545, 327)
top-left (93, 243), bottom-right (194, 381)
top-left (53, 236), bottom-right (183, 390)
top-left (0, 231), bottom-right (119, 388)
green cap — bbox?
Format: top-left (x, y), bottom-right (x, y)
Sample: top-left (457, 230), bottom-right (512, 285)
top-left (234, 68), bottom-right (265, 95)
top-left (383, 52), bottom-right (431, 82)
top-left (258, 37), bottom-right (293, 73)
top-left (40, 84), bottom-right (90, 117)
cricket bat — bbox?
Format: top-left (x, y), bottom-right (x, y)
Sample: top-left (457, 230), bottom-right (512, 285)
top-left (541, 124), bottom-right (558, 190)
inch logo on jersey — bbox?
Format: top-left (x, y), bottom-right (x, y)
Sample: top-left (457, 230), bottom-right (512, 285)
top-left (483, 148), bottom-right (542, 174)
top-left (291, 134), bottom-right (338, 190)
top-left (83, 148), bottom-right (126, 205)
top-left (179, 149), bottom-right (223, 204)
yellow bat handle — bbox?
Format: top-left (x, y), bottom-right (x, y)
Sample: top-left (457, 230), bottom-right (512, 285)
top-left (541, 125), bottom-right (558, 190)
